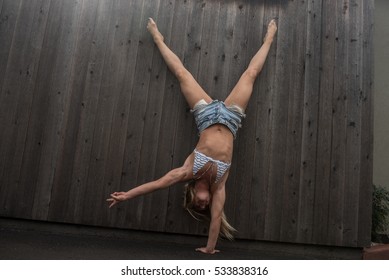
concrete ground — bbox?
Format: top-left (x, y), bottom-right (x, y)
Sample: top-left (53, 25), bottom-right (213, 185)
top-left (0, 218), bottom-right (363, 260)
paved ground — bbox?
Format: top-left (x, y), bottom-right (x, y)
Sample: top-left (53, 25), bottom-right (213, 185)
top-left (0, 218), bottom-right (363, 260)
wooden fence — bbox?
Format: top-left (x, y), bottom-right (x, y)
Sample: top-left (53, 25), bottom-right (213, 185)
top-left (0, 0), bottom-right (374, 247)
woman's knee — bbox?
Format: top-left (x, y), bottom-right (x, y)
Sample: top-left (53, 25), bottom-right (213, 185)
top-left (244, 68), bottom-right (259, 80)
top-left (175, 68), bottom-right (191, 82)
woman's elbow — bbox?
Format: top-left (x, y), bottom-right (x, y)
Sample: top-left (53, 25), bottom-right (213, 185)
top-left (172, 167), bottom-right (189, 182)
top-left (164, 167), bottom-right (188, 186)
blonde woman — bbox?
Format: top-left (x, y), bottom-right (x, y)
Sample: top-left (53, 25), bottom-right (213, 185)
top-left (107, 18), bottom-right (277, 254)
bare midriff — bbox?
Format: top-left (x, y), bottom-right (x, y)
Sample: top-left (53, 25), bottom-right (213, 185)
top-left (195, 124), bottom-right (234, 163)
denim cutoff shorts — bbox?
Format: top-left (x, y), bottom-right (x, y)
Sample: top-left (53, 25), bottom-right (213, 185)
top-left (191, 100), bottom-right (246, 139)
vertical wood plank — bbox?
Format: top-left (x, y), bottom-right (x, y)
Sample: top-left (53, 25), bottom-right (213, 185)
top-left (79, 0), bottom-right (121, 225)
top-left (0, 0), bottom-right (22, 190)
top-left (210, 1), bottom-right (236, 101)
top-left (117, 0), bottom-right (161, 230)
top-left (197, 0), bottom-right (220, 96)
top-left (296, 0), bottom-right (322, 244)
top-left (312, 0), bottom-right (336, 245)
top-left (66, 0), bottom-right (114, 224)
top-left (100, 0), bottom-right (151, 228)
top-left (106, 0), bottom-right (152, 229)
top-left (80, 0), bottom-right (143, 226)
top-left (342, 0), bottom-right (362, 247)
top-left (31, 0), bottom-right (84, 220)
top-left (357, 0), bottom-right (374, 247)
top-left (0, 0), bottom-right (48, 216)
top-left (4, 0), bottom-right (67, 219)
top-left (278, 0), bottom-right (307, 243)
top-left (47, 0), bottom-right (100, 222)
top-left (0, 0), bottom-right (21, 94)
top-left (327, 0), bottom-right (350, 246)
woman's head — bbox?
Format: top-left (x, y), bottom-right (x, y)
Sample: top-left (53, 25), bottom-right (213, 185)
top-left (183, 180), bottom-right (236, 240)
top-left (192, 179), bottom-right (211, 210)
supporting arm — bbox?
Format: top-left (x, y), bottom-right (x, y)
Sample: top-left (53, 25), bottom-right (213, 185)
top-left (196, 183), bottom-right (226, 254)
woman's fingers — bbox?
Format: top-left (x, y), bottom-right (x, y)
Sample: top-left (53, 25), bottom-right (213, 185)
top-left (107, 192), bottom-right (126, 208)
top-left (109, 199), bottom-right (118, 208)
top-left (106, 197), bottom-right (119, 208)
top-left (106, 198), bottom-right (114, 207)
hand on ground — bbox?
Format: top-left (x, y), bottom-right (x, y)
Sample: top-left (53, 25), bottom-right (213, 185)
top-left (195, 247), bottom-right (220, 254)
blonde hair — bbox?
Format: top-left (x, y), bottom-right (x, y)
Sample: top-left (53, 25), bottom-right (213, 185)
top-left (183, 181), bottom-right (236, 240)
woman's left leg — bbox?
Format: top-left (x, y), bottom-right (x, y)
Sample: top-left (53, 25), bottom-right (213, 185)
top-left (224, 19), bottom-right (277, 111)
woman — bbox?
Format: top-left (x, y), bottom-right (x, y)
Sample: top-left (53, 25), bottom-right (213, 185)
top-left (107, 18), bottom-right (277, 254)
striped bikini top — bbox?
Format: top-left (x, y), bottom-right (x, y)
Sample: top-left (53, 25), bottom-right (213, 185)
top-left (193, 149), bottom-right (231, 184)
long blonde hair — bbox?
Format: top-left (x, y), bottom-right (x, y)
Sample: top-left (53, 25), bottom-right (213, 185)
top-left (183, 181), bottom-right (236, 240)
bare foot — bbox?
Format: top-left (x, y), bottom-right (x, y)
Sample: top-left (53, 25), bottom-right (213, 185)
top-left (147, 18), bottom-right (164, 43)
top-left (264, 19), bottom-right (277, 43)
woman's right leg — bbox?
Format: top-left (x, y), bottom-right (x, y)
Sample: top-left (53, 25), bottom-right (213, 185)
top-left (147, 18), bottom-right (212, 109)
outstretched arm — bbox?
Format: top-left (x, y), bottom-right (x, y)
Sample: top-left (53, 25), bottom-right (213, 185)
top-left (107, 154), bottom-right (194, 208)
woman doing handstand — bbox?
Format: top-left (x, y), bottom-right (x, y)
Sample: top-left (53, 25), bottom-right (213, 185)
top-left (107, 18), bottom-right (277, 254)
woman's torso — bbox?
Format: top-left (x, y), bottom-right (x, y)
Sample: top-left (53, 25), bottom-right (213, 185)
top-left (194, 124), bottom-right (234, 165)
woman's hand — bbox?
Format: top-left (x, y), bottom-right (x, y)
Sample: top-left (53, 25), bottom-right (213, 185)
top-left (195, 247), bottom-right (220, 254)
top-left (106, 192), bottom-right (128, 208)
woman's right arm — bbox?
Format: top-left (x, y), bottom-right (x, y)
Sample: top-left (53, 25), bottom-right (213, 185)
top-left (107, 154), bottom-right (194, 208)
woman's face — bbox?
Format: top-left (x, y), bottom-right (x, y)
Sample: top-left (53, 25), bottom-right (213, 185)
top-left (194, 180), bottom-right (210, 210)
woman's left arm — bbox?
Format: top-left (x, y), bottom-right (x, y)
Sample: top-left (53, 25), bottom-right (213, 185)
top-left (196, 184), bottom-right (226, 254)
